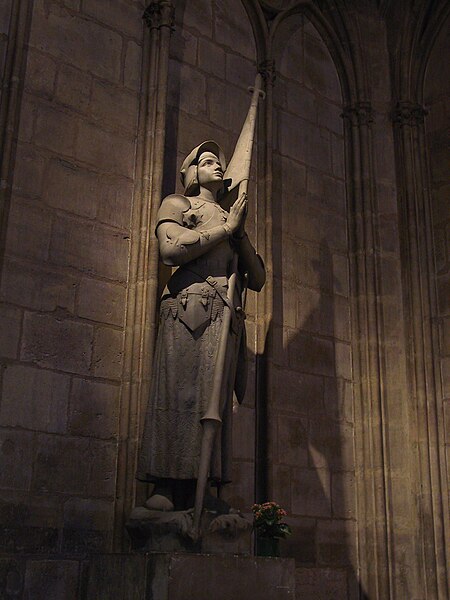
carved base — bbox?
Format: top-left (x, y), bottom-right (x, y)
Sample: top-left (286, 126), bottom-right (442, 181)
top-left (126, 506), bottom-right (252, 555)
top-left (0, 552), bottom-right (297, 599)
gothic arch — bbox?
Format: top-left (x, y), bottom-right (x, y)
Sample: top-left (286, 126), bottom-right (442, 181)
top-left (242, 0), bottom-right (270, 65)
top-left (396, 0), bottom-right (450, 102)
top-left (269, 3), bottom-right (355, 104)
top-left (241, 3), bottom-right (402, 598)
top-left (269, 4), bottom-right (360, 592)
top-left (241, 3), bottom-right (424, 598)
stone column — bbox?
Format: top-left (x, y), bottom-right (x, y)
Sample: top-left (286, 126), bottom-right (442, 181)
top-left (343, 99), bottom-right (428, 598)
top-left (114, 0), bottom-right (175, 550)
top-left (343, 101), bottom-right (391, 599)
top-left (393, 100), bottom-right (449, 599)
top-left (0, 0), bottom-right (33, 279)
top-left (255, 58), bottom-right (275, 504)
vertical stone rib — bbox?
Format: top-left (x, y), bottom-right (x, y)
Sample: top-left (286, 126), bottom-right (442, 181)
top-left (114, 1), bottom-right (174, 550)
top-left (142, 1), bottom-right (174, 411)
top-left (415, 121), bottom-right (449, 600)
top-left (255, 58), bottom-right (275, 504)
top-left (0, 0), bottom-right (32, 281)
top-left (257, 59), bottom-right (275, 346)
top-left (394, 100), bottom-right (449, 599)
top-left (344, 102), bottom-right (391, 600)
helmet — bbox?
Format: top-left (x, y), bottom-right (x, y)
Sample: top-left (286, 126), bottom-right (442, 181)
top-left (179, 140), bottom-right (227, 196)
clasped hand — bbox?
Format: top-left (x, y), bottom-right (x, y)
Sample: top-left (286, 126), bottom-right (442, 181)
top-left (226, 192), bottom-right (248, 235)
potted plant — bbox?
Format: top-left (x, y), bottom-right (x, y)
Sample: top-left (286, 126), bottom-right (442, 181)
top-left (252, 501), bottom-right (292, 557)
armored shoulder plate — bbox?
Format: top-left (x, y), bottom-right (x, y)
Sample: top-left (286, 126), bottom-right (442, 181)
top-left (156, 194), bottom-right (191, 230)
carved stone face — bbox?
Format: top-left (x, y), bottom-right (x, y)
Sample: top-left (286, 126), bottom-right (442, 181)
top-left (180, 141), bottom-right (226, 196)
top-left (197, 152), bottom-right (224, 188)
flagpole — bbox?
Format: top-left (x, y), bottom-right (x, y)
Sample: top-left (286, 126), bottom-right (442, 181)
top-left (190, 74), bottom-right (265, 541)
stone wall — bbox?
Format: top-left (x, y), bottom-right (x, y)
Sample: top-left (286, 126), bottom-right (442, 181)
top-left (270, 15), bottom-right (356, 598)
top-left (0, 1), bottom-right (448, 598)
top-left (0, 0), bottom-right (262, 559)
top-left (0, 0), bottom-right (143, 554)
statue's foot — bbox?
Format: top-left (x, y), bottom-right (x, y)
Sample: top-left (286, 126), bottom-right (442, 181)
top-left (145, 494), bottom-right (174, 512)
top-left (145, 482), bottom-right (175, 512)
top-left (208, 513), bottom-right (251, 536)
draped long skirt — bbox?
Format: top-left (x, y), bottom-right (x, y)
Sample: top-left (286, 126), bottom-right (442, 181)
top-left (136, 293), bottom-right (242, 484)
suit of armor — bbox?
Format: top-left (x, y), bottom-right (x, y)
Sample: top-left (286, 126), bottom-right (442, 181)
top-left (137, 191), bottom-right (264, 486)
top-left (136, 141), bottom-right (265, 513)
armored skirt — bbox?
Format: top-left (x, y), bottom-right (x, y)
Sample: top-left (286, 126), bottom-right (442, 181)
top-left (136, 287), bottom-right (244, 484)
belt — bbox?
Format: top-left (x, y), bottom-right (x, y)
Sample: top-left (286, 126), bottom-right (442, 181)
top-left (185, 268), bottom-right (242, 334)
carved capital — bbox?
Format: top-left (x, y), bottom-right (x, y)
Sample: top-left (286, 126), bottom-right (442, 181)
top-left (342, 101), bottom-right (374, 126)
top-left (392, 101), bottom-right (427, 127)
top-left (143, 1), bottom-right (175, 30)
top-left (258, 59), bottom-right (276, 86)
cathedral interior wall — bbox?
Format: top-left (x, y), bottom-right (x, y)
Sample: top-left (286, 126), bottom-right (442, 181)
top-left (0, 1), bottom-right (448, 598)
top-left (270, 13), bottom-right (356, 597)
top-left (0, 0), bottom-right (144, 556)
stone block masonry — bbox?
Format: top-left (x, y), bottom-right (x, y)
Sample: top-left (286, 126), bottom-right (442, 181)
top-left (0, 553), bottom-right (296, 600)
top-left (0, 0), bottom-right (143, 557)
top-left (269, 16), bottom-right (358, 596)
top-left (1, 2), bottom-right (447, 598)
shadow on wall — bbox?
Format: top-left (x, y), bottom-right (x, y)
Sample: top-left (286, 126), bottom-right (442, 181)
top-left (267, 235), bottom-right (370, 599)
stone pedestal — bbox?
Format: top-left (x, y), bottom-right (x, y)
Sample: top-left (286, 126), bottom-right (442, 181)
top-left (0, 553), bottom-right (296, 599)
top-left (86, 553), bottom-right (296, 599)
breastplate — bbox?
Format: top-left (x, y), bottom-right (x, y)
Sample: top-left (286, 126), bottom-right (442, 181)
top-left (178, 197), bottom-right (235, 279)
top-left (163, 197), bottom-right (236, 333)
top-left (182, 196), bottom-right (229, 230)
top-left (189, 198), bottom-right (233, 274)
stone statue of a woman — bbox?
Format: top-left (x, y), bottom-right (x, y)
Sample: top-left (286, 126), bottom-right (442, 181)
top-left (136, 140), bottom-right (265, 515)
